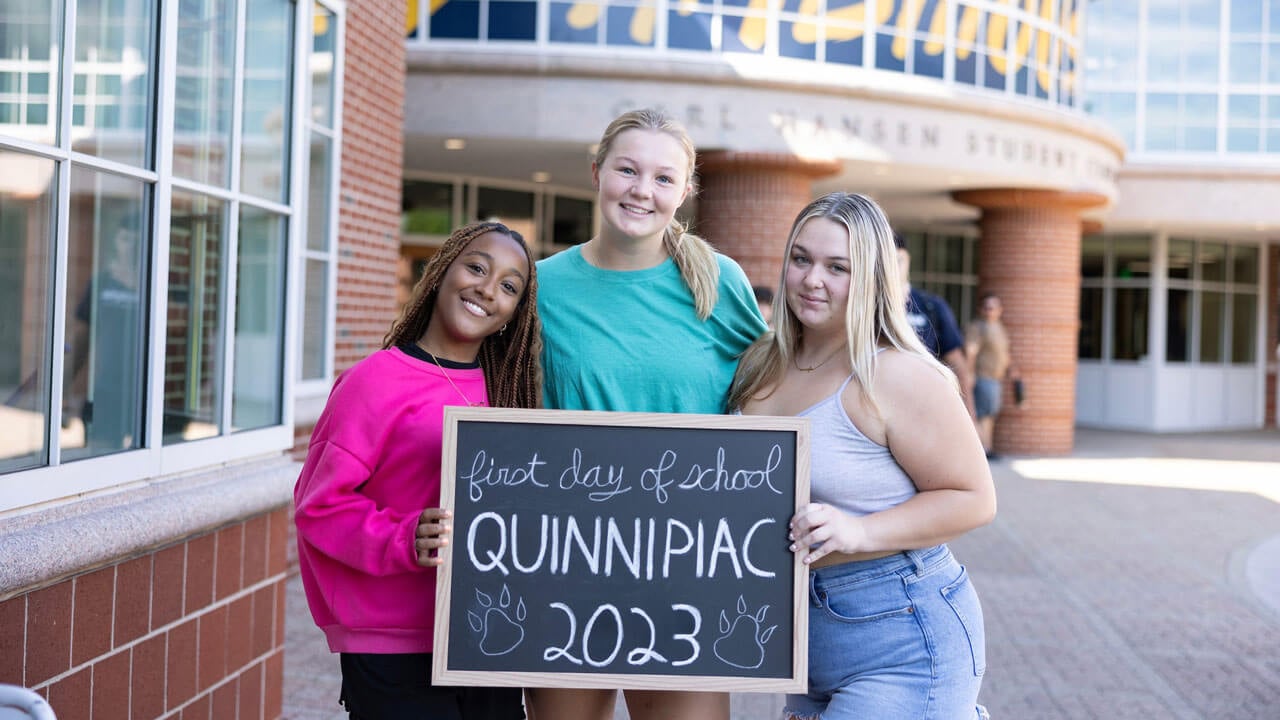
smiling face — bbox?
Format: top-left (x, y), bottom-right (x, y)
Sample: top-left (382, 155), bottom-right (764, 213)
top-left (785, 217), bottom-right (853, 336)
top-left (592, 128), bottom-right (692, 246)
top-left (424, 230), bottom-right (530, 359)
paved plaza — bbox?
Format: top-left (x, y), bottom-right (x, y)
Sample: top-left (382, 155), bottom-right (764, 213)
top-left (283, 429), bottom-right (1280, 720)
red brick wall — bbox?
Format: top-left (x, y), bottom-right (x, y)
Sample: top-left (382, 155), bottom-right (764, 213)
top-left (695, 152), bottom-right (840, 288)
top-left (954, 189), bottom-right (1108, 455)
top-left (0, 509), bottom-right (289, 720)
top-left (333, 0), bottom-right (406, 375)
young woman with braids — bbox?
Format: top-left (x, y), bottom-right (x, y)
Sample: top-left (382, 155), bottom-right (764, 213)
top-left (731, 193), bottom-right (995, 719)
top-left (528, 109), bottom-right (766, 720)
top-left (294, 221), bottom-right (540, 720)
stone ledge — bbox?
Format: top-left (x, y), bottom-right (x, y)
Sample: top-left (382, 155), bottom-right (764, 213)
top-left (0, 455), bottom-right (299, 600)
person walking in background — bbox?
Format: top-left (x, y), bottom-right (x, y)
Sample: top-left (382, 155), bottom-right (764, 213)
top-left (730, 192), bottom-right (994, 719)
top-left (531, 108), bottom-right (767, 720)
top-left (294, 221), bottom-right (541, 720)
top-left (966, 292), bottom-right (1018, 460)
top-left (894, 233), bottom-right (974, 418)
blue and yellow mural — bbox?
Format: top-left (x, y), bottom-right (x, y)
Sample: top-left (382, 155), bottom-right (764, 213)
top-left (407, 0), bottom-right (1080, 106)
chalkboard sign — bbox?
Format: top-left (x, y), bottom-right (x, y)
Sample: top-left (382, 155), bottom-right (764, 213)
top-left (433, 407), bottom-right (810, 692)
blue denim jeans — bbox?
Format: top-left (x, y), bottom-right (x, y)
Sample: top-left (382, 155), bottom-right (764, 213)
top-left (784, 545), bottom-right (987, 719)
top-left (973, 377), bottom-right (1002, 419)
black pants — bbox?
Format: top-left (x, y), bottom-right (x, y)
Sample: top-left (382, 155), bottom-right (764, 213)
top-left (339, 653), bottom-right (525, 720)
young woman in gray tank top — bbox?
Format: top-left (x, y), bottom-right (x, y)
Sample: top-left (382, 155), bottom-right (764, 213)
top-left (730, 193), bottom-right (996, 720)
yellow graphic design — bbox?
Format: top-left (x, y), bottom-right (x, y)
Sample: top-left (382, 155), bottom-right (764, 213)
top-left (407, 0), bottom-right (1078, 97)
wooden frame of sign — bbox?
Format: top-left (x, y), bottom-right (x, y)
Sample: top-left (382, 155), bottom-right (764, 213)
top-left (433, 407), bottom-right (810, 693)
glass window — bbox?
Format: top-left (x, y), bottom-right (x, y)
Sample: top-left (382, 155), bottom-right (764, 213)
top-left (432, 0), bottom-right (481, 40)
top-left (926, 234), bottom-right (965, 275)
top-left (0, 153), bottom-right (55, 472)
top-left (1228, 127), bottom-right (1261, 152)
top-left (300, 257), bottom-right (328, 379)
top-left (490, 1), bottom-right (537, 41)
top-left (477, 186), bottom-right (536, 245)
top-left (1183, 126), bottom-right (1217, 151)
top-left (1113, 236), bottom-right (1150, 278)
top-left (232, 207), bottom-right (286, 431)
top-left (1199, 290), bottom-right (1224, 362)
top-left (61, 169), bottom-right (148, 461)
top-left (669, 9), bottom-right (714, 51)
top-left (606, 4), bottom-right (654, 47)
top-left (1, 0), bottom-right (59, 145)
top-left (1146, 30), bottom-right (1180, 82)
top-left (1112, 288), bottom-right (1148, 361)
top-left (1231, 1), bottom-right (1263, 32)
top-left (1187, 0), bottom-right (1221, 29)
top-left (240, 0), bottom-right (294, 203)
top-left (297, 2), bottom-right (342, 385)
top-left (310, 3), bottom-right (337, 127)
top-left (1183, 39), bottom-right (1219, 83)
top-left (1231, 292), bottom-right (1256, 362)
top-left (3, 0), bottom-right (321, 503)
top-left (164, 191), bottom-right (226, 444)
top-left (552, 196), bottom-right (593, 247)
top-left (1184, 93), bottom-right (1217, 126)
top-left (174, 0), bottom-right (235, 187)
top-left (1230, 41), bottom-right (1263, 83)
top-left (1229, 94), bottom-right (1262, 123)
top-left (1166, 288), bottom-right (1190, 362)
top-left (306, 136), bottom-right (333, 250)
top-left (1079, 286), bottom-right (1103, 359)
top-left (1168, 237), bottom-right (1194, 280)
top-left (1199, 241), bottom-right (1226, 282)
top-left (1146, 93), bottom-right (1178, 150)
top-left (72, 0), bottom-right (155, 167)
top-left (1081, 235), bottom-right (1104, 278)
top-left (549, 2), bottom-right (598, 44)
top-left (1231, 244), bottom-right (1258, 284)
top-left (403, 180), bottom-right (454, 236)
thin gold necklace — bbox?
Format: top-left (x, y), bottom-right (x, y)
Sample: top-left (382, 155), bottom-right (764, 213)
top-left (425, 349), bottom-right (483, 407)
top-left (794, 347), bottom-right (844, 372)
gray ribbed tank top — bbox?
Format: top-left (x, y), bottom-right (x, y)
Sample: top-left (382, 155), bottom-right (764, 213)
top-left (800, 376), bottom-right (917, 516)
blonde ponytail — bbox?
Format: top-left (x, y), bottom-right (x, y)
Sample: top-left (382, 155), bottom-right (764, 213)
top-left (662, 218), bottom-right (720, 320)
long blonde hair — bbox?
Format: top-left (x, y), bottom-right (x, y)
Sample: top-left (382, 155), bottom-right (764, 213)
top-left (595, 108), bottom-right (720, 319)
top-left (383, 222), bottom-right (543, 409)
top-left (728, 192), bottom-right (955, 413)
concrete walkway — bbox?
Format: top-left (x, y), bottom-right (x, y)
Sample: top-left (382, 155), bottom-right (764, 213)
top-left (282, 429), bottom-right (1280, 720)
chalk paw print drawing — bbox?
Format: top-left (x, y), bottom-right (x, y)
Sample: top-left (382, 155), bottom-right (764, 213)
top-left (712, 595), bottom-right (777, 669)
top-left (468, 584), bottom-right (527, 656)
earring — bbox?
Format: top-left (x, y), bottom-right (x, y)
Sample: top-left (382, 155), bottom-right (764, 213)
top-left (500, 323), bottom-right (508, 334)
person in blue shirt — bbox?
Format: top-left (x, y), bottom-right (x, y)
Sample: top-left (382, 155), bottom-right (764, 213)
top-left (895, 233), bottom-right (975, 418)
top-left (531, 108), bottom-right (766, 720)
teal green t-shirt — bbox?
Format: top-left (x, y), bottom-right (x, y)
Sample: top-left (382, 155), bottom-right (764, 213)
top-left (536, 246), bottom-right (767, 414)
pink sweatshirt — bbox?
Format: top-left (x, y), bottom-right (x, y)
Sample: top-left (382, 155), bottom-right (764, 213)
top-left (294, 347), bottom-right (487, 654)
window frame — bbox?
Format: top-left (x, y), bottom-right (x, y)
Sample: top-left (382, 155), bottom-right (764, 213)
top-left (293, 0), bottom-right (346, 408)
top-left (1, 0), bottom-right (326, 511)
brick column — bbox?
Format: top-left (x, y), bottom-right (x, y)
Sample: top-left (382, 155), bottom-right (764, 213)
top-left (695, 152), bottom-right (840, 287)
top-left (953, 189), bottom-right (1109, 455)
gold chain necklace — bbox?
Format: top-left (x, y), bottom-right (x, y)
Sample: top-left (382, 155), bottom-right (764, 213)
top-left (794, 347), bottom-right (844, 372)
top-left (427, 351), bottom-right (484, 407)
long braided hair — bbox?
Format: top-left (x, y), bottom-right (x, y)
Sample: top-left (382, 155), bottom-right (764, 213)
top-left (382, 222), bottom-right (542, 409)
